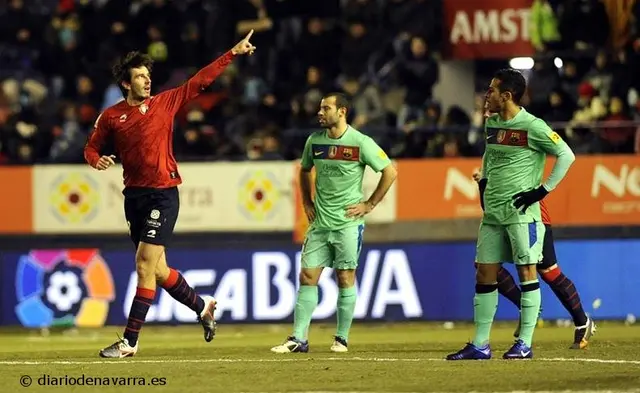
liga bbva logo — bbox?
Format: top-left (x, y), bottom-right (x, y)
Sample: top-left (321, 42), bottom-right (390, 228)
top-left (15, 249), bottom-right (115, 328)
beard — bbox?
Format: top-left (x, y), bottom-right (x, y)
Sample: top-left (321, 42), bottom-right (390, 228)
top-left (319, 117), bottom-right (336, 129)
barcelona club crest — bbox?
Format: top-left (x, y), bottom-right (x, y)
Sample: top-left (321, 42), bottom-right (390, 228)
top-left (139, 103), bottom-right (148, 115)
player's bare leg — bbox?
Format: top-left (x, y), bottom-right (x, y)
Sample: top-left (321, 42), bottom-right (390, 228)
top-left (447, 263), bottom-right (499, 360)
top-left (100, 242), bottom-right (161, 358)
top-left (332, 269), bottom-right (357, 352)
top-left (271, 267), bottom-right (323, 353)
top-left (156, 251), bottom-right (217, 342)
top-left (538, 264), bottom-right (595, 348)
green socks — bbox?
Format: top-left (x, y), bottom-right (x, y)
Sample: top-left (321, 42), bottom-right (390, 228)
top-left (292, 285), bottom-right (358, 342)
top-left (519, 279), bottom-right (542, 346)
top-left (472, 284), bottom-right (498, 347)
top-left (336, 286), bottom-right (357, 341)
top-left (292, 285), bottom-right (318, 341)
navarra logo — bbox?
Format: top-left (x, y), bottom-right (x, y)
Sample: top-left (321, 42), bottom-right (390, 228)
top-left (15, 249), bottom-right (115, 328)
top-left (49, 172), bottom-right (100, 224)
top-left (238, 170), bottom-right (282, 221)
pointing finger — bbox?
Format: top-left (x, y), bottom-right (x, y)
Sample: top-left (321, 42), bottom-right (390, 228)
top-left (245, 29), bottom-right (254, 41)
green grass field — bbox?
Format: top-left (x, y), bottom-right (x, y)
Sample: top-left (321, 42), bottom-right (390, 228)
top-left (1, 322), bottom-right (639, 393)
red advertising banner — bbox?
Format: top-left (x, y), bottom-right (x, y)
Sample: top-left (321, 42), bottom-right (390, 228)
top-left (395, 155), bottom-right (640, 226)
top-left (443, 0), bottom-right (534, 60)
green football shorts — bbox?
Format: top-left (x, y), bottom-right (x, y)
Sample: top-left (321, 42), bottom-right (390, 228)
top-left (300, 224), bottom-right (365, 270)
top-left (475, 221), bottom-right (546, 265)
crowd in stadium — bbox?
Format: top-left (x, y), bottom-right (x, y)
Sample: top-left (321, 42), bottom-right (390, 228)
top-left (0, 0), bottom-right (638, 165)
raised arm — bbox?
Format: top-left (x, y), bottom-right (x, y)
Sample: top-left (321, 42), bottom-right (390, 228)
top-left (156, 30), bottom-right (257, 114)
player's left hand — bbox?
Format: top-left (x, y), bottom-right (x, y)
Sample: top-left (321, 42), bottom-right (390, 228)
top-left (512, 186), bottom-right (549, 213)
top-left (345, 202), bottom-right (373, 218)
top-left (232, 29), bottom-right (257, 56)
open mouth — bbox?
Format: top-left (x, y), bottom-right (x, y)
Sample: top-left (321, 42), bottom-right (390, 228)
top-left (144, 87), bottom-right (151, 94)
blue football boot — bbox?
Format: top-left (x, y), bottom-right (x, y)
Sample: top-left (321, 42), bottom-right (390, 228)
top-left (446, 342), bottom-right (492, 360)
top-left (503, 339), bottom-right (533, 359)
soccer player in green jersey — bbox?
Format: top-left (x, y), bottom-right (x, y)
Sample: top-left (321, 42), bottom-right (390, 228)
top-left (446, 69), bottom-right (576, 360)
top-left (270, 93), bottom-right (397, 353)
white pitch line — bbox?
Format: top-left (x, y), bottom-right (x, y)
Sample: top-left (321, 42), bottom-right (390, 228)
top-left (0, 357), bottom-right (639, 366)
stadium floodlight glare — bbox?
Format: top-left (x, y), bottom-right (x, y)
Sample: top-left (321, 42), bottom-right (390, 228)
top-left (554, 57), bottom-right (563, 68)
top-left (509, 57), bottom-right (534, 70)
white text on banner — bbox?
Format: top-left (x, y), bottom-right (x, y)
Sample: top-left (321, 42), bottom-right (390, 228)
top-left (177, 162), bottom-right (295, 231)
top-left (33, 162), bottom-right (296, 233)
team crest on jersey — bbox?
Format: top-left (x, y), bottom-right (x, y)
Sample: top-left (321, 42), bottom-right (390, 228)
top-left (139, 103), bottom-right (149, 115)
top-left (343, 148), bottom-right (353, 159)
top-left (328, 145), bottom-right (338, 158)
top-left (510, 132), bottom-right (520, 143)
top-left (119, 114), bottom-right (127, 122)
top-left (497, 130), bottom-right (507, 143)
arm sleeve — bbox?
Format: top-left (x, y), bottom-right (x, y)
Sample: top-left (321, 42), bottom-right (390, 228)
top-left (84, 112), bottom-right (111, 168)
top-left (155, 51), bottom-right (235, 115)
top-left (528, 118), bottom-right (576, 191)
top-left (360, 136), bottom-right (391, 172)
top-left (300, 136), bottom-right (314, 170)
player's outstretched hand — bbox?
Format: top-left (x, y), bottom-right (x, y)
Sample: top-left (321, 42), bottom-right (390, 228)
top-left (512, 186), bottom-right (549, 213)
top-left (96, 155), bottom-right (116, 171)
top-left (232, 29), bottom-right (257, 56)
top-left (303, 201), bottom-right (316, 223)
top-left (345, 202), bottom-right (373, 219)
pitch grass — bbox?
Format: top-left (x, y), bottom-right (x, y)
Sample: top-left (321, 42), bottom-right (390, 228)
top-left (1, 322), bottom-right (639, 393)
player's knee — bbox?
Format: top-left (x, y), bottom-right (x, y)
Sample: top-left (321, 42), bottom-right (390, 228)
top-left (336, 269), bottom-right (356, 288)
top-left (299, 269), bottom-right (321, 286)
top-left (475, 263), bottom-right (499, 284)
top-left (135, 243), bottom-right (162, 280)
top-left (516, 264), bottom-right (538, 282)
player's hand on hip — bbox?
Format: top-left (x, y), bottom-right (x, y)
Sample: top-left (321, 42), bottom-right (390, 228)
top-left (232, 29), bottom-right (257, 56)
top-left (345, 202), bottom-right (372, 219)
top-left (303, 202), bottom-right (316, 223)
top-left (96, 155), bottom-right (116, 171)
top-left (512, 186), bottom-right (549, 213)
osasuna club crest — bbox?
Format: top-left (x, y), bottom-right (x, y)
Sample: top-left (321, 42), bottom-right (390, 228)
top-left (139, 103), bottom-right (149, 115)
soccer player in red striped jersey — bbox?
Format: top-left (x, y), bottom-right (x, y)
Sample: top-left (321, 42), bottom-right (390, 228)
top-left (84, 31), bottom-right (257, 358)
top-left (473, 103), bottom-right (596, 349)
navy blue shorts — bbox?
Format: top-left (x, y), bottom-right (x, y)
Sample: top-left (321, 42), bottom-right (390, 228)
top-left (123, 187), bottom-right (179, 248)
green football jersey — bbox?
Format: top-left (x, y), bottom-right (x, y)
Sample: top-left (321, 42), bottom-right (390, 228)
top-left (482, 107), bottom-right (567, 225)
top-left (301, 125), bottom-right (391, 230)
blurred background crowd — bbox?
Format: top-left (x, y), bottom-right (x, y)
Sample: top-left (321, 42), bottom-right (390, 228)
top-left (0, 0), bottom-right (639, 164)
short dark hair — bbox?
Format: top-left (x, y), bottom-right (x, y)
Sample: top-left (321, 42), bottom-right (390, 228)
top-left (493, 68), bottom-right (526, 104)
top-left (112, 51), bottom-right (154, 97)
top-left (324, 92), bottom-right (351, 115)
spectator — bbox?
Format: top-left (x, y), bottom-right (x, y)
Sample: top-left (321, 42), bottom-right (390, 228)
top-left (529, 0), bottom-right (562, 53)
top-left (395, 35), bottom-right (439, 127)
